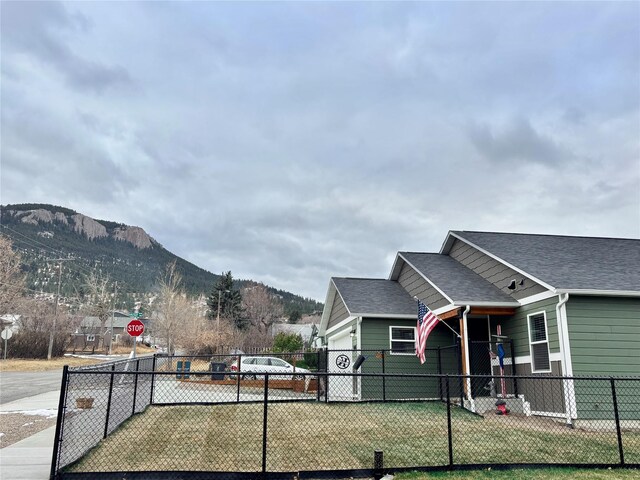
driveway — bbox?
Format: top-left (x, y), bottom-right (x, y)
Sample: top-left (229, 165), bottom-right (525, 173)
top-left (0, 370), bottom-right (63, 404)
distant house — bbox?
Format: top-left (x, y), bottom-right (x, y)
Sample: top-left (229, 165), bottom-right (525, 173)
top-left (74, 311), bottom-right (150, 349)
top-left (0, 314), bottom-right (20, 332)
top-left (319, 231), bottom-right (640, 423)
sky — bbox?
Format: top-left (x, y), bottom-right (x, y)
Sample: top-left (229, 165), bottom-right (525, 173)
top-left (1, 1), bottom-right (639, 302)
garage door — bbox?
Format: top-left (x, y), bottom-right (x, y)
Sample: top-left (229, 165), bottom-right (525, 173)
top-left (327, 331), bottom-right (358, 400)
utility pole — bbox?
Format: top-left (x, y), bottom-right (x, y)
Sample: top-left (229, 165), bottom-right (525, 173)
top-left (108, 281), bottom-right (117, 355)
top-left (47, 259), bottom-right (72, 360)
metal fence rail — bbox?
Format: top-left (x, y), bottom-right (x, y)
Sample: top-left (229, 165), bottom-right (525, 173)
top-left (50, 356), bottom-right (640, 480)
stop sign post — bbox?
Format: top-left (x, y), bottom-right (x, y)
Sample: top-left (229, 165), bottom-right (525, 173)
top-left (127, 319), bottom-right (144, 357)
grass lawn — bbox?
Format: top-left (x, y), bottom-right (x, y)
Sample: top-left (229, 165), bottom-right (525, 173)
top-left (66, 402), bottom-right (639, 474)
top-left (396, 468), bottom-right (640, 479)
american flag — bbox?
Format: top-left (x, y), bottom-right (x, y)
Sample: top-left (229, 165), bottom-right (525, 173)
top-left (416, 300), bottom-right (441, 364)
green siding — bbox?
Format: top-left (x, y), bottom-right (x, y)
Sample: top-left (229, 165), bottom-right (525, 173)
top-left (567, 296), bottom-right (640, 377)
top-left (327, 292), bottom-right (349, 330)
top-left (493, 296), bottom-right (561, 359)
top-left (359, 317), bottom-right (459, 400)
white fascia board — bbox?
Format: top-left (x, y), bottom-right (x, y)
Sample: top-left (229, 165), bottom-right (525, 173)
top-left (518, 290), bottom-right (557, 306)
top-left (398, 253), bottom-right (455, 304)
top-left (451, 301), bottom-right (520, 307)
top-left (325, 316), bottom-right (357, 336)
top-left (438, 231), bottom-right (457, 255)
top-left (318, 280), bottom-right (337, 336)
top-left (433, 305), bottom-right (459, 316)
top-left (354, 313), bottom-right (415, 319)
top-left (446, 232), bottom-right (557, 292)
top-left (388, 253), bottom-right (404, 281)
top-left (556, 289), bottom-right (640, 297)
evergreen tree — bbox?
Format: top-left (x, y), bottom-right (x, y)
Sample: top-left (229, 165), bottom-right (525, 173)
top-left (288, 309), bottom-right (302, 324)
top-left (206, 271), bottom-right (245, 328)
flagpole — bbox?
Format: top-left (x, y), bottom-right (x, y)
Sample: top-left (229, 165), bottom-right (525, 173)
top-left (413, 296), bottom-right (461, 338)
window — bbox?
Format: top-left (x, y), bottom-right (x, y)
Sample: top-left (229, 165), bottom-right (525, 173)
top-left (270, 358), bottom-right (288, 367)
top-left (527, 312), bottom-right (551, 372)
top-left (242, 358), bottom-right (256, 365)
top-left (254, 358), bottom-right (270, 366)
top-left (390, 326), bottom-right (416, 354)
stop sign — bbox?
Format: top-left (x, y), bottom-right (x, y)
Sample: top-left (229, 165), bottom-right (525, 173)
top-left (126, 319), bottom-right (145, 337)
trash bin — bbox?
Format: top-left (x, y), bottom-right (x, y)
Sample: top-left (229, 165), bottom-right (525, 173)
top-left (210, 362), bottom-right (226, 380)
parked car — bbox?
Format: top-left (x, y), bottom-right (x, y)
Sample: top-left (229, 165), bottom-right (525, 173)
top-left (231, 356), bottom-right (311, 380)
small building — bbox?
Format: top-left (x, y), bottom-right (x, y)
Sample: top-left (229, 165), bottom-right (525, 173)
top-left (319, 231), bottom-right (640, 423)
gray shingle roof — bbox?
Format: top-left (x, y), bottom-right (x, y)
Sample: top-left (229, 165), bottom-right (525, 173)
top-left (332, 278), bottom-right (416, 316)
top-left (451, 231), bottom-right (640, 292)
top-left (399, 252), bottom-right (519, 304)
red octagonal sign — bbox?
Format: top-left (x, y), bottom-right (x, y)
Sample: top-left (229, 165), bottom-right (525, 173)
top-left (126, 319), bottom-right (145, 337)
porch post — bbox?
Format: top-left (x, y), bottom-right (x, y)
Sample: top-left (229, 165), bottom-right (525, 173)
top-left (459, 306), bottom-right (472, 403)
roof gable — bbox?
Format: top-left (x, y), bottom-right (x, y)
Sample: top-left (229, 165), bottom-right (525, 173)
top-left (446, 231), bottom-right (640, 293)
top-left (331, 277), bottom-right (416, 316)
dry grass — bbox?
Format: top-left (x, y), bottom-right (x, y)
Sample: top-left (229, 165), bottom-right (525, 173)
top-left (397, 468), bottom-right (640, 479)
top-left (108, 345), bottom-right (156, 355)
top-left (67, 402), bottom-right (640, 474)
top-left (0, 357), bottom-right (105, 372)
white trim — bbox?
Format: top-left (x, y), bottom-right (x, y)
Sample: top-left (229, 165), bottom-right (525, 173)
top-left (325, 316), bottom-right (357, 336)
top-left (556, 294), bottom-right (577, 424)
top-left (506, 352), bottom-right (562, 366)
top-left (319, 280), bottom-right (337, 336)
top-left (353, 313), bottom-right (415, 319)
top-left (527, 311), bottom-right (552, 373)
top-left (518, 291), bottom-right (557, 306)
top-left (444, 232), bottom-right (557, 292)
top-left (556, 289), bottom-right (640, 297)
top-left (462, 305), bottom-right (471, 400)
top-left (388, 253), bottom-right (404, 281)
top-left (397, 253), bottom-right (455, 304)
top-left (452, 301), bottom-right (520, 307)
top-left (389, 325), bottom-right (417, 355)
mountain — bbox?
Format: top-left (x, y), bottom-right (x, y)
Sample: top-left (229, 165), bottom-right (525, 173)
top-left (0, 203), bottom-right (322, 315)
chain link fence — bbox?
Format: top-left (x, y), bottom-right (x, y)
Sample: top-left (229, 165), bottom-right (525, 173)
top-left (51, 355), bottom-right (639, 480)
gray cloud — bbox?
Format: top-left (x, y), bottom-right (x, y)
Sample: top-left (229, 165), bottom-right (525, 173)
top-left (1, 1), bottom-right (131, 92)
top-left (467, 117), bottom-right (571, 165)
top-left (1, 2), bottom-right (638, 300)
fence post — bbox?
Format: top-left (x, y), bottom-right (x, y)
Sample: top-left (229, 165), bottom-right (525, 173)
top-left (236, 354), bottom-right (242, 403)
top-left (261, 374), bottom-right (269, 478)
top-left (132, 359), bottom-right (140, 415)
top-left (49, 365), bottom-right (69, 480)
top-left (445, 375), bottom-right (453, 468)
top-left (103, 364), bottom-right (116, 439)
top-left (381, 351), bottom-right (386, 402)
top-left (437, 346), bottom-right (443, 401)
top-left (324, 349), bottom-right (329, 403)
top-left (610, 378), bottom-right (625, 466)
top-left (510, 339), bottom-right (518, 397)
top-left (149, 354), bottom-right (157, 405)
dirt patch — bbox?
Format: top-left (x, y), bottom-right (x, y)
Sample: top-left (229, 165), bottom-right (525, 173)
top-left (0, 412), bottom-right (57, 447)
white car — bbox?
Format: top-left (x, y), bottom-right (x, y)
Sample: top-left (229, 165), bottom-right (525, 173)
top-left (232, 356), bottom-right (310, 380)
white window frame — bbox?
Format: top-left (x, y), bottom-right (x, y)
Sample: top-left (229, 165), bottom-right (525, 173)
top-left (527, 311), bottom-right (552, 373)
top-left (389, 325), bottom-right (417, 355)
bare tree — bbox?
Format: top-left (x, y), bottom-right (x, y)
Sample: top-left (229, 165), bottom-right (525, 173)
top-left (241, 284), bottom-right (284, 334)
top-left (0, 234), bottom-right (26, 314)
top-left (82, 271), bottom-right (113, 351)
top-left (153, 261), bottom-right (185, 355)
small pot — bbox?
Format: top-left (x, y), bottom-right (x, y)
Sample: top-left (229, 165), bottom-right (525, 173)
top-left (76, 397), bottom-right (95, 409)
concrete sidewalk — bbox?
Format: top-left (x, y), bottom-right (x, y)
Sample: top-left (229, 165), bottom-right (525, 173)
top-left (1, 390), bottom-right (60, 480)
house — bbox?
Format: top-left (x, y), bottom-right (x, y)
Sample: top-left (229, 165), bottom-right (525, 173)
top-left (74, 311), bottom-right (150, 349)
top-left (319, 231), bottom-right (640, 423)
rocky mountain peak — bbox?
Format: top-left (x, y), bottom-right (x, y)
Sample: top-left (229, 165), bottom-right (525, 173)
top-left (113, 226), bottom-right (153, 249)
top-left (71, 214), bottom-right (108, 240)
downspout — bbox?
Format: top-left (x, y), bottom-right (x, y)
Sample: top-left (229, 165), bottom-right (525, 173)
top-left (462, 305), bottom-right (472, 406)
top-left (555, 293), bottom-right (575, 426)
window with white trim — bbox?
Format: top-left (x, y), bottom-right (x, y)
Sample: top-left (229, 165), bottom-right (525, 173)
top-left (389, 326), bottom-right (416, 354)
top-left (527, 312), bottom-right (551, 372)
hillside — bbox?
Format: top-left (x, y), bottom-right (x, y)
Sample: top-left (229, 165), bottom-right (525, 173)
top-left (0, 204), bottom-right (322, 315)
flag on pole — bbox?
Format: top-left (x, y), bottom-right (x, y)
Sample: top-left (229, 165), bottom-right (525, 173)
top-left (416, 300), bottom-right (441, 364)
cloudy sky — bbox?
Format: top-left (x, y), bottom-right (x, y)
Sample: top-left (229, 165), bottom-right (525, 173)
top-left (1, 2), bottom-right (639, 301)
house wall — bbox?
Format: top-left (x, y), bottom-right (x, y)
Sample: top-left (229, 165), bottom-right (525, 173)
top-left (327, 292), bottom-right (349, 330)
top-left (492, 296), bottom-right (561, 359)
top-left (397, 261), bottom-right (449, 310)
top-left (566, 296), bottom-right (640, 376)
top-left (359, 317), bottom-right (459, 400)
top-left (449, 239), bottom-right (548, 300)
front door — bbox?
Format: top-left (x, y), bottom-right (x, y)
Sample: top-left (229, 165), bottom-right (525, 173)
top-left (467, 317), bottom-right (492, 397)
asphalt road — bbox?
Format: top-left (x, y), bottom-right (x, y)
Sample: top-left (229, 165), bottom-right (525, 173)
top-left (0, 370), bottom-right (64, 404)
